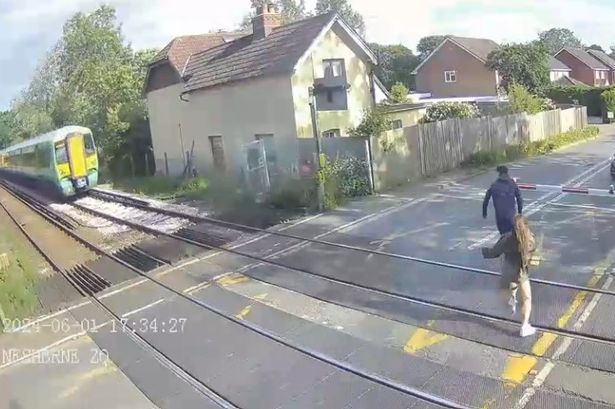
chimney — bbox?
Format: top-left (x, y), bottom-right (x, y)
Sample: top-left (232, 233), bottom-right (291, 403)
top-left (252, 2), bottom-right (281, 39)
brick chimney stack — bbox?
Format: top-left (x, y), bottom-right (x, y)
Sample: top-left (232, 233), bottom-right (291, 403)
top-left (252, 2), bottom-right (282, 39)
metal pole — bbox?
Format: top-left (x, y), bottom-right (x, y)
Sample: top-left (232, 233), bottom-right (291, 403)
top-left (309, 86), bottom-right (325, 211)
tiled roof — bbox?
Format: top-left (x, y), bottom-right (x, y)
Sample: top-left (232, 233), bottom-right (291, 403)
top-left (587, 49), bottom-right (615, 69)
top-left (183, 12), bottom-right (337, 92)
top-left (448, 36), bottom-right (499, 62)
top-left (548, 55), bottom-right (570, 71)
top-left (560, 47), bottom-right (609, 70)
top-left (152, 32), bottom-right (247, 73)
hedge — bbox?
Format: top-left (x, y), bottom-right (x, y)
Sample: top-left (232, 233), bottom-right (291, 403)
top-left (543, 84), bottom-right (613, 116)
top-left (462, 126), bottom-right (600, 167)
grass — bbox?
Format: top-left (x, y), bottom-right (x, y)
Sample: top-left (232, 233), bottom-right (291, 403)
top-left (111, 176), bottom-right (210, 199)
top-left (0, 224), bottom-right (41, 330)
top-left (462, 126), bottom-right (600, 168)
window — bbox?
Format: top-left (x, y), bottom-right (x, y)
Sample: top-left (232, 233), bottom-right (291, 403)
top-left (326, 90), bottom-right (333, 103)
top-left (84, 133), bottom-right (96, 155)
top-left (444, 71), bottom-right (457, 83)
top-left (323, 59), bottom-right (345, 78)
top-left (322, 129), bottom-right (341, 138)
top-left (209, 136), bottom-right (225, 171)
top-left (55, 142), bottom-right (68, 165)
top-left (596, 71), bottom-right (601, 79)
top-left (390, 120), bottom-right (403, 130)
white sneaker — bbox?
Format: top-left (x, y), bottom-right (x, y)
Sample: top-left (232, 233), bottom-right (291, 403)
top-left (508, 296), bottom-right (517, 315)
top-left (520, 324), bottom-right (536, 337)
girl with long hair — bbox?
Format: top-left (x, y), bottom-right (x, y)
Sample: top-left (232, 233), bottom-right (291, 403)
top-left (482, 214), bottom-right (536, 337)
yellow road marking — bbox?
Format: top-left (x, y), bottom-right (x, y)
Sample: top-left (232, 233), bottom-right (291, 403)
top-left (235, 305), bottom-right (252, 320)
top-left (253, 293), bottom-right (268, 300)
top-left (501, 354), bottom-right (537, 386)
top-left (217, 273), bottom-right (249, 287)
top-left (403, 321), bottom-right (448, 354)
top-left (59, 365), bottom-right (117, 399)
top-left (497, 261), bottom-right (608, 393)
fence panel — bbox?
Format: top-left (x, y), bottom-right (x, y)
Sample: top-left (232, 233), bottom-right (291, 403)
top-left (560, 108), bottom-right (576, 133)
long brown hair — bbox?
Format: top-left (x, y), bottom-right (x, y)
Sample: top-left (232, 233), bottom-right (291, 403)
top-left (514, 215), bottom-right (533, 270)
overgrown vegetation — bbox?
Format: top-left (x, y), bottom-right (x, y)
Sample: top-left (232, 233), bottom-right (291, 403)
top-left (600, 89), bottom-right (615, 123)
top-left (543, 84), bottom-right (606, 116)
top-left (390, 82), bottom-right (409, 103)
top-left (348, 108), bottom-right (390, 137)
top-left (420, 102), bottom-right (479, 123)
top-left (112, 176), bottom-right (209, 199)
top-left (462, 126), bottom-right (600, 167)
top-left (0, 226), bottom-right (42, 329)
top-left (271, 156), bottom-right (371, 210)
top-left (507, 83), bottom-right (553, 114)
top-left (486, 42), bottom-right (550, 93)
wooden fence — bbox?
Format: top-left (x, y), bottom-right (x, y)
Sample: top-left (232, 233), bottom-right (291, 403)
top-left (370, 107), bottom-right (588, 190)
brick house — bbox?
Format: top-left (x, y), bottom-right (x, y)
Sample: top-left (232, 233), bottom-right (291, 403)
top-left (587, 49), bottom-right (615, 85)
top-left (554, 47), bottom-right (610, 86)
top-left (548, 56), bottom-right (572, 82)
top-left (411, 36), bottom-right (499, 98)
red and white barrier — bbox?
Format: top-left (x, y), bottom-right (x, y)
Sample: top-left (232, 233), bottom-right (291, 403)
top-left (514, 180), bottom-right (615, 197)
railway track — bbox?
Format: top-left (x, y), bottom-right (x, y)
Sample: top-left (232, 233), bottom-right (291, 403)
top-left (73, 187), bottom-right (615, 363)
top-left (1, 181), bottom-right (467, 408)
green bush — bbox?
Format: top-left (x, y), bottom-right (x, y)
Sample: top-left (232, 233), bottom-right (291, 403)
top-left (601, 89), bottom-right (615, 122)
top-left (543, 84), bottom-right (608, 116)
top-left (348, 108), bottom-right (390, 137)
top-left (420, 102), bottom-right (479, 123)
top-left (390, 82), bottom-right (409, 103)
top-left (313, 156), bottom-right (372, 209)
top-left (462, 126), bottom-right (599, 167)
top-left (507, 83), bottom-right (552, 114)
top-left (178, 177), bottom-right (209, 198)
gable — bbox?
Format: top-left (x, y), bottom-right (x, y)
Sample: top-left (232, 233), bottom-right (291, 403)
top-left (145, 62), bottom-right (182, 94)
top-left (412, 37), bottom-right (497, 75)
top-left (413, 39), bottom-right (491, 75)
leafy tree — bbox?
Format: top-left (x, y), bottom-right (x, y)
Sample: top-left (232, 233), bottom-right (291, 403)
top-left (538, 28), bottom-right (583, 54)
top-left (10, 5), bottom-right (157, 168)
top-left (587, 44), bottom-right (605, 52)
top-left (348, 109), bottom-right (389, 137)
top-left (486, 43), bottom-right (550, 93)
top-left (369, 43), bottom-right (418, 90)
top-left (420, 102), bottom-right (479, 123)
top-left (0, 111), bottom-right (16, 149)
top-left (507, 83), bottom-right (548, 114)
top-left (315, 0), bottom-right (365, 35)
top-left (416, 35), bottom-right (448, 59)
top-left (390, 82), bottom-right (409, 103)
top-left (241, 0), bottom-right (308, 29)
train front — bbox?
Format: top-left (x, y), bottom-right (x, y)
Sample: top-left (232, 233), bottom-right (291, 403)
top-left (56, 129), bottom-right (98, 196)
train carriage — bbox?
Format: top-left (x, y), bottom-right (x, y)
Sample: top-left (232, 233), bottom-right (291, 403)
top-left (0, 126), bottom-right (98, 197)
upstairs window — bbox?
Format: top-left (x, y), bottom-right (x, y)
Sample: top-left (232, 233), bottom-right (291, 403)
top-left (444, 70), bottom-right (457, 83)
top-left (323, 59), bottom-right (345, 78)
top-left (390, 120), bottom-right (403, 130)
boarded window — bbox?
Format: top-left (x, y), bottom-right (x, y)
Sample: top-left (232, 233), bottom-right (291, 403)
top-left (209, 136), bottom-right (226, 171)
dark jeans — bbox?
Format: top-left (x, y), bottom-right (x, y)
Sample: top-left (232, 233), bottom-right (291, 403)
top-left (496, 216), bottom-right (514, 235)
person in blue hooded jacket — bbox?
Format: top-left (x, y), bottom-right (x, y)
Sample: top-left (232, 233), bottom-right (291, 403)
top-left (483, 165), bottom-right (523, 234)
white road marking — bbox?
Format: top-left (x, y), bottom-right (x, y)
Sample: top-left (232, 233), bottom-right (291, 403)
top-left (121, 298), bottom-right (165, 318)
top-left (514, 274), bottom-right (614, 408)
top-left (469, 160), bottom-right (610, 250)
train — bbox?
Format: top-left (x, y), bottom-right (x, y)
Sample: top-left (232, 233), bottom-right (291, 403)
top-left (0, 126), bottom-right (99, 198)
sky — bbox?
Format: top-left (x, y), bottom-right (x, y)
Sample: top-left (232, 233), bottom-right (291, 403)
top-left (1, 0), bottom-right (615, 109)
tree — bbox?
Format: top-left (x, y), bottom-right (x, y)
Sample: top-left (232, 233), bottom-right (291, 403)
top-left (538, 28), bottom-right (583, 54)
top-left (486, 43), bottom-right (550, 93)
top-left (369, 43), bottom-right (419, 90)
top-left (507, 83), bottom-right (548, 114)
top-left (315, 0), bottom-right (365, 35)
top-left (416, 35), bottom-right (448, 59)
top-left (10, 5), bottom-right (157, 168)
top-left (0, 111), bottom-right (16, 149)
top-left (390, 82), bottom-right (409, 103)
top-left (587, 44), bottom-right (605, 52)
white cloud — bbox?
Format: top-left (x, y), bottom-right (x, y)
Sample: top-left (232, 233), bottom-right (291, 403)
top-left (1, 0), bottom-right (615, 109)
